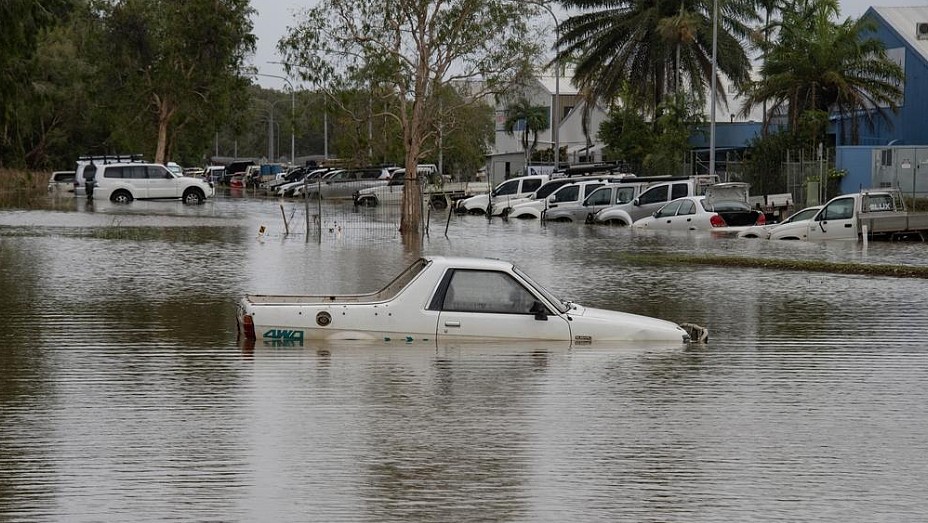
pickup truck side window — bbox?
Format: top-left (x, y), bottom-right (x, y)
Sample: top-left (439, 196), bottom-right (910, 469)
top-left (494, 180), bottom-right (520, 196)
top-left (615, 187), bottom-right (636, 204)
top-left (637, 185), bottom-right (667, 205)
top-left (671, 183), bottom-right (688, 199)
top-left (822, 198), bottom-right (854, 220)
top-left (553, 185), bottom-right (580, 203)
top-left (585, 188), bottom-right (611, 206)
top-left (442, 270), bottom-right (537, 314)
top-left (522, 178), bottom-right (543, 193)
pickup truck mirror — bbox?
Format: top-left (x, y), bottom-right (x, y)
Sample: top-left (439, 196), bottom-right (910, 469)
top-left (632, 198), bottom-right (640, 206)
top-left (547, 195), bottom-right (557, 203)
top-left (530, 301), bottom-right (548, 321)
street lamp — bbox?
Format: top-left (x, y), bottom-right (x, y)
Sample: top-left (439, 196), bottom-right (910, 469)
top-left (709, 0), bottom-right (718, 179)
top-left (253, 72), bottom-right (295, 164)
top-left (268, 61), bottom-right (329, 160)
top-left (533, 1), bottom-right (560, 170)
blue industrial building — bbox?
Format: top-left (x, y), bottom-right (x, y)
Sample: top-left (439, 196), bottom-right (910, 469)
top-left (835, 6), bottom-right (928, 194)
top-left (692, 7), bottom-right (928, 196)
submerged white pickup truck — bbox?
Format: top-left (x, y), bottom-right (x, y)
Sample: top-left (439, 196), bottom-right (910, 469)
top-left (801, 190), bottom-right (928, 241)
top-left (238, 256), bottom-right (705, 345)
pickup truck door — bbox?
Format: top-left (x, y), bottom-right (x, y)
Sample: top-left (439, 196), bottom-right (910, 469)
top-left (432, 269), bottom-right (571, 341)
top-left (807, 196), bottom-right (857, 240)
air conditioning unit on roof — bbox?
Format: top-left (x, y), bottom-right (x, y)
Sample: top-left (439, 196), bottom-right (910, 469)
top-left (917, 22), bottom-right (928, 40)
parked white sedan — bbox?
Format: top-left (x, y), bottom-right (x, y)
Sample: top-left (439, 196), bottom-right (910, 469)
top-left (633, 196), bottom-right (765, 231)
top-left (737, 205), bottom-right (822, 240)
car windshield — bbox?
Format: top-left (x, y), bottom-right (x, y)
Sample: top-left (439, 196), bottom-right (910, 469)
top-left (512, 266), bottom-right (569, 314)
top-left (785, 207), bottom-right (820, 223)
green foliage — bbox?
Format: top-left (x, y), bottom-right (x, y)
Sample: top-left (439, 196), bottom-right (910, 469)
top-left (278, 0), bottom-right (542, 233)
top-left (0, 0), bottom-right (76, 167)
top-left (92, 0), bottom-right (256, 162)
top-left (643, 92), bottom-right (703, 176)
top-left (502, 98), bottom-right (550, 160)
top-left (742, 0), bottom-right (904, 144)
top-left (556, 0), bottom-right (755, 113)
top-left (598, 104), bottom-right (654, 172)
top-left (599, 88), bottom-right (701, 176)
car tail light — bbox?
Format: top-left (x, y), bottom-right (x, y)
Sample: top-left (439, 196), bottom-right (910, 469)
top-left (709, 214), bottom-right (727, 227)
top-left (239, 314), bottom-right (256, 340)
top-left (755, 213), bottom-right (766, 225)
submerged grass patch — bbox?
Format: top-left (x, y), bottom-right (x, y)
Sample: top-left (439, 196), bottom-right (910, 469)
top-left (618, 252), bottom-right (928, 279)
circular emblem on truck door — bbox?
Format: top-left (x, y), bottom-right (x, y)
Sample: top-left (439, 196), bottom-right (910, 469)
top-left (316, 311), bottom-right (332, 326)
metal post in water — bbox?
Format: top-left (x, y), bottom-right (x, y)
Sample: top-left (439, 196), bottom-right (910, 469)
top-left (317, 178), bottom-right (322, 243)
top-left (280, 203), bottom-right (290, 235)
top-left (304, 175), bottom-right (309, 243)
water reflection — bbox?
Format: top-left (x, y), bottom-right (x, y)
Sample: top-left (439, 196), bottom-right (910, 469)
top-left (2, 194), bottom-right (928, 520)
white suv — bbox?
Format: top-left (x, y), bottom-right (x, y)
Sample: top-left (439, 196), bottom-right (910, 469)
top-left (91, 162), bottom-right (215, 204)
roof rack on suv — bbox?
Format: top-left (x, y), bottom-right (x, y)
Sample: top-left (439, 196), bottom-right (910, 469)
top-left (558, 162), bottom-right (623, 177)
top-left (77, 154), bottom-right (145, 164)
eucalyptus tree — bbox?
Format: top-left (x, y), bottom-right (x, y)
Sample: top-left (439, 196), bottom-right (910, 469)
top-left (741, 0), bottom-right (904, 144)
top-left (92, 0), bottom-right (256, 163)
top-left (278, 0), bottom-right (541, 236)
top-left (0, 0), bottom-right (74, 167)
top-left (502, 98), bottom-right (550, 168)
top-left (555, 0), bottom-right (756, 116)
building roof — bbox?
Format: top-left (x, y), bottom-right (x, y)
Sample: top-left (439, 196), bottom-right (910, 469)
top-left (869, 6), bottom-right (928, 65)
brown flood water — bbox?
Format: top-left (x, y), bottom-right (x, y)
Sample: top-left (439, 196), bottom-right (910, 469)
top-left (2, 192), bottom-right (928, 521)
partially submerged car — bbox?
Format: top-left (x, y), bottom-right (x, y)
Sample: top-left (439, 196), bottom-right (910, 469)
top-left (238, 256), bottom-right (706, 345)
top-left (47, 170), bottom-right (76, 196)
top-left (632, 184), bottom-right (765, 232)
top-left (737, 205), bottom-right (822, 240)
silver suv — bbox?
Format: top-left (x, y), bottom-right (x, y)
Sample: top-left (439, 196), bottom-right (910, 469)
top-left (92, 163), bottom-right (215, 204)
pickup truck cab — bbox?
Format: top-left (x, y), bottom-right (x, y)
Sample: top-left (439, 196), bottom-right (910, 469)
top-left (455, 174), bottom-right (548, 215)
top-left (803, 191), bottom-right (928, 241)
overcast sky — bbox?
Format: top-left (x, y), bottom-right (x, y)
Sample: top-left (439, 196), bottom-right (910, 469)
top-left (248, 0), bottom-right (928, 90)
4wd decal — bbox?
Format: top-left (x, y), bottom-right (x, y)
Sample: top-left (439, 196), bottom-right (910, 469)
top-left (263, 329), bottom-right (304, 342)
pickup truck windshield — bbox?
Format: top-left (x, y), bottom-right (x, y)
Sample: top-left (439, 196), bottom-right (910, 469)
top-left (513, 267), bottom-right (569, 314)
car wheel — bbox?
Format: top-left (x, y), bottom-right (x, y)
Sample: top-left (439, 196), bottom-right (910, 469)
top-left (466, 207), bottom-right (485, 215)
top-left (183, 189), bottom-right (205, 204)
top-left (430, 196), bottom-right (448, 210)
top-left (111, 190), bottom-right (133, 204)
top-left (604, 219), bottom-right (628, 226)
top-left (362, 197), bottom-right (378, 207)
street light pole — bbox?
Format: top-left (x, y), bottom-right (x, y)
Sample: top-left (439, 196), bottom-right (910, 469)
top-left (254, 72), bottom-right (295, 164)
top-left (709, 0), bottom-right (718, 179)
top-left (535, 2), bottom-right (560, 170)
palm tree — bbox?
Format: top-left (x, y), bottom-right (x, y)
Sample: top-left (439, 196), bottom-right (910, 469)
top-left (502, 97), bottom-right (550, 168)
top-left (555, 0), bottom-right (756, 116)
top-left (741, 0), bottom-right (904, 144)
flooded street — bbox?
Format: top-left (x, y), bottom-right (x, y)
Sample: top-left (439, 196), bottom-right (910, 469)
top-left (2, 193), bottom-right (928, 521)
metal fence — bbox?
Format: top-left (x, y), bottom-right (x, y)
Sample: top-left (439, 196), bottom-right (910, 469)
top-left (254, 179), bottom-right (454, 242)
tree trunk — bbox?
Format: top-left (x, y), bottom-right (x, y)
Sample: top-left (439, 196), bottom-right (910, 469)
top-left (400, 146), bottom-right (423, 236)
top-left (154, 95), bottom-right (176, 164)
